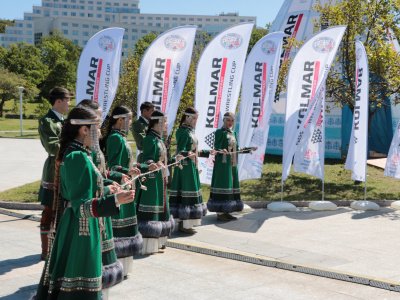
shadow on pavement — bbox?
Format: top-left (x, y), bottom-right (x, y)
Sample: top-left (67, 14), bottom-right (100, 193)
top-left (200, 208), bottom-right (350, 233)
top-left (0, 254), bottom-right (40, 276)
top-left (351, 208), bottom-right (400, 220)
top-left (0, 284), bottom-right (37, 300)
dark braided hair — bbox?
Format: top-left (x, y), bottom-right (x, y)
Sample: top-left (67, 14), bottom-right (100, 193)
top-left (57, 106), bottom-right (97, 161)
top-left (179, 107), bottom-right (198, 127)
top-left (147, 110), bottom-right (165, 134)
top-left (100, 105), bottom-right (131, 154)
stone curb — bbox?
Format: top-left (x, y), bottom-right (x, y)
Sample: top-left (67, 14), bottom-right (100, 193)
top-left (0, 200), bottom-right (397, 211)
top-left (0, 201), bottom-right (43, 210)
top-left (0, 208), bottom-right (41, 222)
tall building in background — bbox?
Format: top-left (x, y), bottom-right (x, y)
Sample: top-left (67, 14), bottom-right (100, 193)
top-left (0, 0), bottom-right (256, 56)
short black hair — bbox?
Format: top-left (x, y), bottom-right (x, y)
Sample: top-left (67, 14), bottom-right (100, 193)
top-left (49, 87), bottom-right (71, 106)
top-left (140, 101), bottom-right (155, 112)
top-left (77, 99), bottom-right (100, 110)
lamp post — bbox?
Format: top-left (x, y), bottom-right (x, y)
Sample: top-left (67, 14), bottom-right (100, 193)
top-left (18, 86), bottom-right (24, 137)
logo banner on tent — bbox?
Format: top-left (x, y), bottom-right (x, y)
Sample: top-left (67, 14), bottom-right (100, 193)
top-left (238, 32), bottom-right (284, 181)
top-left (345, 41), bottom-right (369, 182)
top-left (282, 26), bottom-right (346, 181)
top-left (385, 121), bottom-right (400, 178)
top-left (195, 23), bottom-right (254, 184)
top-left (293, 83), bottom-right (326, 179)
top-left (76, 27), bottom-right (125, 120)
top-left (137, 26), bottom-right (197, 135)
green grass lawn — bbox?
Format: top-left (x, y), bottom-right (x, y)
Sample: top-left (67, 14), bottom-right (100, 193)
top-left (240, 155), bottom-right (400, 201)
top-left (1, 156), bottom-right (399, 203)
top-left (0, 181), bottom-right (40, 202)
top-left (0, 118), bottom-right (40, 138)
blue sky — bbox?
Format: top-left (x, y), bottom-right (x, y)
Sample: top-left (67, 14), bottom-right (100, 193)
top-left (0, 0), bottom-right (285, 27)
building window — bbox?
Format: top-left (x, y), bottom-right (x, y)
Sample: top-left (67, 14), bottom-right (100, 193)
top-left (61, 22), bottom-right (68, 26)
top-left (83, 24), bottom-right (89, 28)
top-left (63, 29), bottom-right (69, 35)
top-left (97, 14), bottom-right (102, 18)
top-left (72, 23), bottom-right (78, 27)
top-left (72, 30), bottom-right (79, 35)
top-left (88, 13), bottom-right (94, 17)
top-left (71, 12), bottom-right (76, 16)
top-left (83, 31), bottom-right (89, 36)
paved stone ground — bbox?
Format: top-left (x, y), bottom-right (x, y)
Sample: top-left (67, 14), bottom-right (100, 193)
top-left (172, 208), bottom-right (400, 283)
top-left (0, 138), bottom-right (46, 192)
top-left (1, 213), bottom-right (399, 299)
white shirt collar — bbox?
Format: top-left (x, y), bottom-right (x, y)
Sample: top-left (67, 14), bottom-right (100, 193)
top-left (52, 109), bottom-right (64, 121)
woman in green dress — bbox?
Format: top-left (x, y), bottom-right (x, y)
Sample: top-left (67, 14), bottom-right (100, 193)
top-left (104, 105), bottom-right (145, 277)
top-left (136, 110), bottom-right (182, 254)
top-left (77, 100), bottom-right (130, 292)
top-left (169, 107), bottom-right (211, 234)
top-left (207, 112), bottom-right (254, 221)
top-left (34, 106), bottom-right (135, 300)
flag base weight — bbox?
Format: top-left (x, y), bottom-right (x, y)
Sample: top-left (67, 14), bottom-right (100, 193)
top-left (267, 202), bottom-right (297, 212)
top-left (350, 200), bottom-right (380, 211)
top-left (309, 201), bottom-right (338, 211)
top-left (390, 201), bottom-right (400, 210)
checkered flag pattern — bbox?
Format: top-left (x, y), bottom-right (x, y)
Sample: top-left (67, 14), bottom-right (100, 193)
top-left (311, 128), bottom-right (323, 144)
top-left (205, 131), bottom-right (216, 149)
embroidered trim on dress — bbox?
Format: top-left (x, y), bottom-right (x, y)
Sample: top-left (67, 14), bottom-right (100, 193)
top-left (41, 181), bottom-right (55, 190)
top-left (49, 275), bottom-right (102, 293)
top-left (211, 187), bottom-right (234, 194)
top-left (169, 190), bottom-right (202, 197)
top-left (138, 204), bottom-right (165, 213)
top-left (111, 216), bottom-right (137, 228)
top-left (102, 238), bottom-right (115, 253)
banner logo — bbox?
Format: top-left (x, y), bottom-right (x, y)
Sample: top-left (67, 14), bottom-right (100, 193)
top-left (261, 40), bottom-right (277, 55)
top-left (164, 35), bottom-right (186, 51)
top-left (312, 37), bottom-right (335, 53)
top-left (220, 33), bottom-right (243, 50)
top-left (98, 36), bottom-right (115, 52)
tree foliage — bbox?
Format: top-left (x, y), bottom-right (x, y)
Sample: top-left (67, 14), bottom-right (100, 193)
top-left (0, 32), bottom-right (81, 104)
top-left (0, 43), bottom-right (48, 86)
top-left (314, 0), bottom-right (400, 110)
top-left (37, 32), bottom-right (81, 98)
top-left (0, 19), bottom-right (14, 33)
top-left (0, 68), bottom-right (38, 117)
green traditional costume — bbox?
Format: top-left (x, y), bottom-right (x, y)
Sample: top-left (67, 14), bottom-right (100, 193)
top-left (131, 116), bottom-right (149, 163)
top-left (207, 127), bottom-right (251, 213)
top-left (91, 150), bottom-right (124, 290)
top-left (38, 109), bottom-right (63, 258)
top-left (38, 109), bottom-right (63, 205)
top-left (169, 125), bottom-right (208, 228)
top-left (106, 129), bottom-right (143, 258)
top-left (35, 141), bottom-right (121, 300)
top-left (136, 129), bottom-right (175, 254)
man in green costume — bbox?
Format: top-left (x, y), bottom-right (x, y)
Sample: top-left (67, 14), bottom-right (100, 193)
top-left (38, 87), bottom-right (71, 260)
top-left (131, 101), bottom-right (154, 163)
